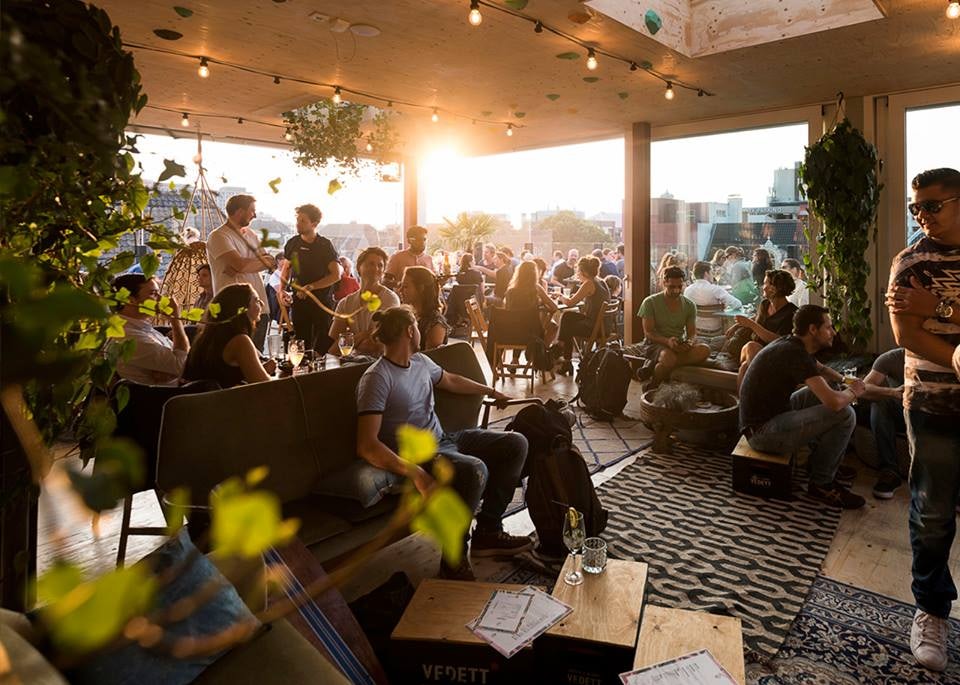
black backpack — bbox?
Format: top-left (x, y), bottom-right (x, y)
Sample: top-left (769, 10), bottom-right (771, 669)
top-left (576, 346), bottom-right (632, 421)
top-left (506, 402), bottom-right (609, 558)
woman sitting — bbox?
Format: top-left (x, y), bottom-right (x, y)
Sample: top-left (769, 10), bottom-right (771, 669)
top-left (552, 256), bottom-right (610, 375)
top-left (455, 253), bottom-right (484, 286)
top-left (504, 260), bottom-right (558, 346)
top-left (182, 283), bottom-right (275, 388)
top-left (731, 268), bottom-right (797, 390)
top-left (401, 265), bottom-right (450, 350)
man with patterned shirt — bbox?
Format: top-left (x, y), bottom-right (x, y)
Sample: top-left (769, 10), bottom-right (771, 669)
top-left (887, 167), bottom-right (960, 673)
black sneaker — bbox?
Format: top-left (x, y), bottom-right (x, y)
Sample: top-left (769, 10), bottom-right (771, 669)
top-left (808, 482), bottom-right (866, 510)
top-left (835, 464), bottom-right (857, 484)
top-left (438, 557), bottom-right (476, 582)
top-left (471, 530), bottom-right (534, 558)
top-left (873, 471), bottom-right (902, 500)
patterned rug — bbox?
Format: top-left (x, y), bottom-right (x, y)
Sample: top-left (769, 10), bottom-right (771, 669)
top-left (749, 576), bottom-right (960, 684)
top-left (490, 409), bottom-right (654, 516)
top-left (597, 442), bottom-right (841, 658)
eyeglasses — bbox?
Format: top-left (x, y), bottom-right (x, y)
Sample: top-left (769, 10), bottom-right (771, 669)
top-left (907, 196), bottom-right (960, 217)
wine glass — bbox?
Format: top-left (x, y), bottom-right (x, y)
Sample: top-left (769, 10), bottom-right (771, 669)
top-left (562, 507), bottom-right (586, 586)
top-left (842, 366), bottom-right (859, 405)
top-left (338, 332), bottom-right (355, 357)
top-left (287, 338), bottom-right (305, 369)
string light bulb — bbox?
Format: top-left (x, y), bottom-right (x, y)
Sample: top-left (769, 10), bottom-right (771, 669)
top-left (284, 129), bottom-right (293, 141)
top-left (237, 117), bottom-right (244, 124)
top-left (180, 112), bottom-right (190, 127)
top-left (948, 1), bottom-right (960, 19)
top-left (586, 48), bottom-right (598, 71)
top-left (664, 82), bottom-right (675, 100)
top-left (534, 20), bottom-right (543, 33)
top-left (332, 87), bottom-right (342, 104)
top-left (273, 76), bottom-right (281, 84)
top-left (506, 124), bottom-right (513, 137)
top-left (197, 57), bottom-right (209, 78)
top-left (365, 137), bottom-right (373, 152)
top-left (629, 62), bottom-right (638, 71)
top-left (431, 108), bottom-right (439, 123)
top-left (468, 0), bottom-right (482, 26)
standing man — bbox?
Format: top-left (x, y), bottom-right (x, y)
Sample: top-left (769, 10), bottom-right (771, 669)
top-left (739, 305), bottom-right (865, 509)
top-left (206, 194), bottom-right (275, 350)
top-left (684, 261), bottom-right (742, 336)
top-left (385, 225), bottom-right (433, 288)
top-left (615, 244), bottom-right (626, 278)
top-left (278, 203), bottom-right (342, 353)
top-left (886, 168), bottom-right (960, 673)
top-left (636, 266), bottom-right (710, 385)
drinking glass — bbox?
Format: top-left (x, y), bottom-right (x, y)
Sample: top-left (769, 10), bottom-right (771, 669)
top-left (842, 366), bottom-right (858, 405)
top-left (338, 332), bottom-right (355, 357)
top-left (562, 507), bottom-right (585, 586)
top-left (266, 334), bottom-right (282, 360)
top-left (287, 339), bottom-right (305, 368)
top-left (582, 537), bottom-right (607, 574)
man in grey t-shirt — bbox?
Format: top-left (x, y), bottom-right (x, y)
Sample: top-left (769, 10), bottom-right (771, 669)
top-left (861, 348), bottom-right (905, 499)
top-left (355, 306), bottom-right (532, 580)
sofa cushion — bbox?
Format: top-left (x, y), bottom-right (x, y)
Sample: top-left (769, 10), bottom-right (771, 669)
top-left (312, 459), bottom-right (404, 507)
top-left (310, 493), bottom-right (401, 524)
top-left (283, 498), bottom-right (352, 547)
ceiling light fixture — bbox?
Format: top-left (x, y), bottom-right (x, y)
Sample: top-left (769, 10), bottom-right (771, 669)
top-left (664, 82), bottom-right (675, 100)
top-left (506, 124), bottom-right (513, 137)
top-left (468, 0), bottom-right (482, 26)
top-left (274, 76), bottom-right (281, 84)
top-left (180, 112), bottom-right (190, 127)
top-left (629, 62), bottom-right (638, 71)
top-left (332, 86), bottom-right (342, 104)
top-left (365, 137), bottom-right (374, 152)
top-left (431, 108), bottom-right (440, 123)
top-left (197, 57), bottom-right (209, 78)
top-left (948, 1), bottom-right (960, 19)
top-left (237, 117), bottom-right (244, 124)
top-left (284, 129), bottom-right (293, 141)
top-left (534, 21), bottom-right (543, 33)
top-left (586, 48), bottom-right (598, 71)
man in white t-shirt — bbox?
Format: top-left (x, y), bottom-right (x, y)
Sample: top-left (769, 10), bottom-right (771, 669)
top-left (206, 194), bottom-right (275, 350)
top-left (683, 261), bottom-right (742, 336)
top-left (329, 247), bottom-right (400, 355)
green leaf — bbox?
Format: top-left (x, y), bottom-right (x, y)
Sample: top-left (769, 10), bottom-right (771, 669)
top-left (582, 77), bottom-right (600, 83)
top-left (164, 487), bottom-right (190, 535)
top-left (140, 252), bottom-right (160, 278)
top-left (556, 52), bottom-right (580, 60)
top-left (644, 9), bottom-right (663, 34)
top-left (157, 158), bottom-right (186, 183)
top-left (545, 94), bottom-right (561, 101)
top-left (173, 6), bottom-right (194, 17)
top-left (36, 562), bottom-right (84, 605)
top-left (504, 0), bottom-right (528, 8)
top-left (184, 307), bottom-right (205, 322)
top-left (513, 112), bottom-right (526, 119)
top-left (152, 28), bottom-right (183, 41)
top-left (396, 425), bottom-right (437, 465)
top-left (38, 565), bottom-right (156, 654)
top-left (75, 332), bottom-right (102, 351)
top-left (618, 92), bottom-right (629, 100)
top-left (106, 314), bottom-right (127, 338)
top-left (410, 487), bottom-right (471, 565)
top-left (114, 384), bottom-right (130, 414)
top-left (267, 177), bottom-right (282, 194)
top-left (208, 302), bottom-right (221, 319)
top-left (327, 178), bottom-right (342, 195)
top-left (211, 490), bottom-right (299, 557)
top-left (246, 465), bottom-right (269, 488)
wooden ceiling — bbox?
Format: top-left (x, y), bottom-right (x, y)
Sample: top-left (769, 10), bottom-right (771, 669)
top-left (97, 0), bottom-right (960, 157)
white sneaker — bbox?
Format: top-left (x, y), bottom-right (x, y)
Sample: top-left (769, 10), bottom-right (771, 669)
top-left (911, 608), bottom-right (949, 672)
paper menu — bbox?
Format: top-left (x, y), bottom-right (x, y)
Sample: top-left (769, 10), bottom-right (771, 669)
top-left (619, 649), bottom-right (738, 684)
top-left (475, 590), bottom-right (532, 633)
top-left (467, 586), bottom-right (573, 659)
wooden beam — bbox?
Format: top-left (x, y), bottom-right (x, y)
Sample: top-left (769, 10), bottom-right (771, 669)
top-left (402, 157), bottom-right (419, 233)
top-left (624, 123), bottom-right (651, 345)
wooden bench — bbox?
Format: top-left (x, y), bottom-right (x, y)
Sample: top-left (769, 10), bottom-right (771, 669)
top-left (731, 435), bottom-right (795, 500)
top-left (633, 606), bottom-right (745, 684)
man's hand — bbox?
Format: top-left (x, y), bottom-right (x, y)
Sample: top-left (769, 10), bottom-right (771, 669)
top-left (665, 337), bottom-right (680, 350)
top-left (887, 276), bottom-right (939, 318)
top-left (489, 389), bottom-right (512, 408)
top-left (262, 254), bottom-right (277, 270)
top-left (167, 297), bottom-right (182, 321)
top-left (263, 358), bottom-right (277, 376)
top-left (411, 465), bottom-right (435, 497)
top-left (295, 288), bottom-right (310, 300)
top-left (888, 384), bottom-right (905, 400)
top-left (733, 314), bottom-right (755, 329)
top-left (847, 378), bottom-right (866, 398)
top-left (279, 290), bottom-right (292, 306)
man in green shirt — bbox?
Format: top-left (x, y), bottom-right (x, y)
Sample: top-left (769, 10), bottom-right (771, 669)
top-left (637, 266), bottom-right (710, 385)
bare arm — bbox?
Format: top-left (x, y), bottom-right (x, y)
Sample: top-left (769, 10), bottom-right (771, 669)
top-left (642, 316), bottom-right (676, 348)
top-left (685, 318), bottom-right (697, 342)
top-left (422, 322), bottom-right (447, 350)
top-left (891, 312), bottom-right (956, 369)
top-left (814, 361), bottom-right (843, 383)
top-left (310, 260), bottom-right (344, 291)
top-left (536, 285), bottom-right (558, 312)
top-left (861, 368), bottom-right (904, 401)
top-left (805, 374), bottom-right (862, 411)
top-left (562, 279), bottom-right (593, 306)
top-left (167, 299), bottom-right (189, 353)
top-left (356, 414), bottom-right (433, 495)
top-left (223, 334), bottom-right (271, 384)
top-left (435, 370), bottom-right (510, 406)
top-left (221, 248), bottom-right (274, 275)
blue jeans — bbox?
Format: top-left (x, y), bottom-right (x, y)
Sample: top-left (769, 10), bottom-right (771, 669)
top-left (907, 410), bottom-right (960, 618)
top-left (437, 429), bottom-right (528, 533)
top-left (746, 387), bottom-right (855, 487)
top-left (870, 397), bottom-right (904, 475)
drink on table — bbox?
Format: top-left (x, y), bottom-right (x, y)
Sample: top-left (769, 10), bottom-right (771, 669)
top-left (338, 332), bottom-right (355, 357)
top-left (562, 507), bottom-right (586, 586)
top-left (288, 338), bottom-right (305, 368)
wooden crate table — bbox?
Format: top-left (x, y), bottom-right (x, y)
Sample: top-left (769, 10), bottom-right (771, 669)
top-left (731, 435), bottom-right (794, 500)
top-left (390, 579), bottom-right (535, 684)
top-left (633, 605), bottom-right (745, 684)
top-left (539, 557), bottom-right (649, 685)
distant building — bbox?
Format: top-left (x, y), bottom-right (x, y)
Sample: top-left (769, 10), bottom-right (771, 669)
top-left (322, 223), bottom-right (381, 259)
top-left (769, 164), bottom-right (801, 204)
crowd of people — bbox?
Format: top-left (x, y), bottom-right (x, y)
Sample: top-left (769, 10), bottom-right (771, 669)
top-left (107, 168), bottom-right (960, 668)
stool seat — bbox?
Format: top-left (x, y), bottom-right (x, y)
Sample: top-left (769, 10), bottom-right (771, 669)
top-left (731, 435), bottom-right (795, 500)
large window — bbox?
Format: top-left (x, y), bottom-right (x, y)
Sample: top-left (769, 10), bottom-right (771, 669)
top-left (650, 123), bottom-right (810, 301)
top-left (905, 102), bottom-right (960, 243)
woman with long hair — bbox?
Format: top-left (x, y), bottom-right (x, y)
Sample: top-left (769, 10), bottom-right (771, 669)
top-left (400, 265), bottom-right (449, 350)
top-left (751, 248), bottom-right (774, 291)
top-left (182, 283), bottom-right (274, 387)
top-left (730, 268), bottom-right (797, 390)
top-left (456, 252), bottom-right (483, 286)
top-left (553, 256), bottom-right (610, 374)
top-left (505, 260), bottom-right (558, 346)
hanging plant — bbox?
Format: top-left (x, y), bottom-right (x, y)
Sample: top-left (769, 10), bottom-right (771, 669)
top-left (282, 99), bottom-right (399, 175)
top-left (798, 117), bottom-right (882, 352)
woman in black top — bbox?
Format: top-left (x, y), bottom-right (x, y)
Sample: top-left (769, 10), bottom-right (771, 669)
top-left (182, 284), bottom-right (274, 388)
top-left (400, 265), bottom-right (449, 350)
top-left (552, 256), bottom-right (610, 374)
top-left (732, 268), bottom-right (797, 390)
top-left (751, 248), bottom-right (775, 291)
top-left (455, 253), bottom-right (483, 286)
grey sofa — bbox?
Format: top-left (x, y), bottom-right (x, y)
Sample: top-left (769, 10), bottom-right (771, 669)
top-left (156, 341), bottom-right (488, 565)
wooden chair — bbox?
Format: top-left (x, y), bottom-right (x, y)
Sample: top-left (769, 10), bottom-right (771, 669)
top-left (464, 296), bottom-right (488, 349)
top-left (487, 307), bottom-right (539, 391)
top-left (573, 300), bottom-right (621, 358)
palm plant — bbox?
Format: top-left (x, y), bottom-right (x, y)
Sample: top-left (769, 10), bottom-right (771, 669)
top-left (438, 212), bottom-right (498, 252)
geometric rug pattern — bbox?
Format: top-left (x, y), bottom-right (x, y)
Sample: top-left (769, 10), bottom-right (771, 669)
top-left (597, 443), bottom-right (841, 657)
top-left (749, 576), bottom-right (960, 684)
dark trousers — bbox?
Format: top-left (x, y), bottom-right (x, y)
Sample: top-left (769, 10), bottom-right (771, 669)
top-left (557, 311), bottom-right (591, 359)
top-left (291, 298), bottom-right (333, 353)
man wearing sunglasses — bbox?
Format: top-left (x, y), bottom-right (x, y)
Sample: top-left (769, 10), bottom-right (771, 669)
top-left (887, 167), bottom-right (960, 673)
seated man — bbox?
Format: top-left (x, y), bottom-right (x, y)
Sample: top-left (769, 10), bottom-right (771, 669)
top-left (861, 347), bottom-right (906, 499)
top-left (329, 247), bottom-right (400, 356)
top-left (636, 266), bottom-right (710, 385)
top-left (355, 306), bottom-right (532, 580)
top-left (111, 273), bottom-right (189, 386)
top-left (683, 260), bottom-right (742, 337)
top-left (484, 251), bottom-right (514, 308)
top-left (739, 305), bottom-right (866, 509)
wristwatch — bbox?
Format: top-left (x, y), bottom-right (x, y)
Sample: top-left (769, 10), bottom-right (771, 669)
top-left (935, 299), bottom-right (955, 323)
